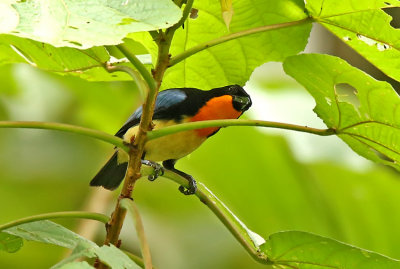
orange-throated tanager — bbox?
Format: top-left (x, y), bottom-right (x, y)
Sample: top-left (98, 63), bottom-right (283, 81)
top-left (90, 85), bottom-right (252, 195)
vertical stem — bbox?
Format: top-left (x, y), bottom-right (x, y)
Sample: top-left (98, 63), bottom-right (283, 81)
top-left (98, 3), bottom-right (194, 268)
top-left (116, 44), bottom-right (157, 92)
top-left (98, 50), bottom-right (161, 269)
top-left (97, 19), bottom-right (172, 269)
top-left (120, 199), bottom-right (153, 269)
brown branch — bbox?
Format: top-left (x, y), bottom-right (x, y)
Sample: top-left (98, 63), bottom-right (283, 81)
top-left (96, 3), bottom-right (194, 268)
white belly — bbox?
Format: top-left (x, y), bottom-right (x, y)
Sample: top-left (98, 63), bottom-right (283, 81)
top-left (123, 119), bottom-right (207, 162)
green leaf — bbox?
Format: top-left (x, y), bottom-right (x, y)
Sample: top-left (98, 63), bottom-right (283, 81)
top-left (0, 65), bottom-right (18, 95)
top-left (132, 0), bottom-right (311, 89)
top-left (3, 220), bottom-right (140, 269)
top-left (306, 0), bottom-right (400, 81)
top-left (261, 231), bottom-right (400, 268)
top-left (95, 245), bottom-right (141, 269)
top-left (0, 232), bottom-right (23, 253)
top-left (3, 220), bottom-right (95, 249)
top-left (54, 244), bottom-right (140, 269)
top-left (283, 53), bottom-right (400, 170)
top-left (305, 0), bottom-right (400, 17)
top-left (1, 0), bottom-right (181, 49)
top-left (0, 35), bottom-right (135, 81)
top-left (52, 242), bottom-right (97, 269)
top-left (58, 261), bottom-right (93, 269)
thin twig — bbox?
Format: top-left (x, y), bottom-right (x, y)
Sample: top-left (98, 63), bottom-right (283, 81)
top-left (0, 121), bottom-right (128, 152)
top-left (167, 0), bottom-right (194, 33)
top-left (161, 170), bottom-right (269, 264)
top-left (147, 119), bottom-right (335, 140)
top-left (169, 17), bottom-right (312, 66)
top-left (0, 211), bottom-right (110, 231)
top-left (120, 199), bottom-right (153, 269)
top-left (105, 64), bottom-right (147, 101)
top-left (116, 44), bottom-right (156, 92)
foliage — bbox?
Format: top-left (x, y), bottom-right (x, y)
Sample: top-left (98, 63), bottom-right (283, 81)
top-left (2, 220), bottom-right (139, 269)
top-left (284, 54), bottom-right (400, 170)
top-left (261, 231), bottom-right (400, 268)
top-left (1, 0), bottom-right (181, 49)
top-left (1, 0), bottom-right (400, 268)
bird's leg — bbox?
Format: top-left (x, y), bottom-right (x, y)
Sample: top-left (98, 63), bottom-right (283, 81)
top-left (162, 159), bottom-right (197, 195)
top-left (141, 160), bottom-right (164, 181)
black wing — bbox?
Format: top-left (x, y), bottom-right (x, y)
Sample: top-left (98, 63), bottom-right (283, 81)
top-left (115, 89), bottom-right (188, 138)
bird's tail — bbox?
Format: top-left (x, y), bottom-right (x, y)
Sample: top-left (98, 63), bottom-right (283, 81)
top-left (90, 152), bottom-right (128, 190)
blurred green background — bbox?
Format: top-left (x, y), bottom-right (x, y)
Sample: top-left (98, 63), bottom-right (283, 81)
top-left (1, 27), bottom-right (400, 268)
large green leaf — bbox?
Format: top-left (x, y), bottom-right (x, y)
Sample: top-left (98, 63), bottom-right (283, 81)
top-left (0, 35), bottom-right (136, 81)
top-left (0, 1), bottom-right (164, 82)
top-left (4, 220), bottom-right (95, 249)
top-left (132, 0), bottom-right (311, 90)
top-left (261, 231), bottom-right (400, 268)
top-left (0, 232), bottom-right (23, 253)
top-left (305, 0), bottom-right (400, 17)
top-left (1, 0), bottom-right (181, 49)
top-left (284, 53), bottom-right (400, 170)
top-left (306, 0), bottom-right (400, 81)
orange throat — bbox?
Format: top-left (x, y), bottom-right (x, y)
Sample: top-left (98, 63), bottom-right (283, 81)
top-left (190, 95), bottom-right (242, 137)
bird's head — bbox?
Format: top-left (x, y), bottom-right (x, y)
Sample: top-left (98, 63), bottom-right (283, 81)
top-left (226, 85), bottom-right (252, 112)
top-left (210, 84), bottom-right (252, 113)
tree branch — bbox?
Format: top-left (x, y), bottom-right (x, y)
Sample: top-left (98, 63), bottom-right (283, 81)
top-left (161, 170), bottom-right (269, 264)
top-left (0, 121), bottom-right (129, 152)
top-left (167, 0), bottom-right (194, 33)
top-left (0, 211), bottom-right (110, 231)
top-left (100, 47), bottom-right (161, 254)
top-left (98, 5), bottom-right (183, 264)
top-left (169, 17), bottom-right (312, 66)
top-left (117, 44), bottom-right (156, 92)
top-left (147, 119), bottom-right (335, 140)
top-left (105, 64), bottom-right (147, 100)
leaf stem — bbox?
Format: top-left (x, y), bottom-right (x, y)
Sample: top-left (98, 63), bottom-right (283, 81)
top-left (147, 119), bottom-right (335, 140)
top-left (105, 64), bottom-right (147, 101)
top-left (0, 121), bottom-right (129, 152)
top-left (167, 0), bottom-right (194, 33)
top-left (161, 170), bottom-right (269, 263)
top-left (99, 8), bottom-right (180, 263)
top-left (117, 44), bottom-right (156, 92)
top-left (0, 211), bottom-right (110, 231)
top-left (122, 250), bottom-right (158, 269)
top-left (169, 17), bottom-right (312, 66)
top-left (120, 199), bottom-right (153, 269)
top-left (98, 3), bottom-right (197, 265)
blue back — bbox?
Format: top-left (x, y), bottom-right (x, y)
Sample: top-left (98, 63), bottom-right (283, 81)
top-left (115, 89), bottom-right (187, 137)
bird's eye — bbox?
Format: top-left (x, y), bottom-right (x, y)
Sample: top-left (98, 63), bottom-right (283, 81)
top-left (232, 95), bottom-right (252, 111)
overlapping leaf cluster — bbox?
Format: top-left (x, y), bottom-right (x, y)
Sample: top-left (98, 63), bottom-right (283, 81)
top-left (1, 0), bottom-right (400, 268)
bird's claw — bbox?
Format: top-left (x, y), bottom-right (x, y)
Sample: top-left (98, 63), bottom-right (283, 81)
top-left (178, 176), bottom-right (197, 195)
top-left (141, 160), bottom-right (164, 181)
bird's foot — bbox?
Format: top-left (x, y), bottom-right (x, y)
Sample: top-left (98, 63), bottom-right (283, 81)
top-left (141, 160), bottom-right (164, 181)
top-left (178, 174), bottom-right (197, 195)
top-left (162, 159), bottom-right (197, 195)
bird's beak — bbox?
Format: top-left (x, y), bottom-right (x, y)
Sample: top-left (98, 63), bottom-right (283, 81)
top-left (232, 95), bottom-right (252, 112)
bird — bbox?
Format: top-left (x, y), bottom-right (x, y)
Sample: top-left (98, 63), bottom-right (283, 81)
top-left (90, 85), bottom-right (252, 195)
